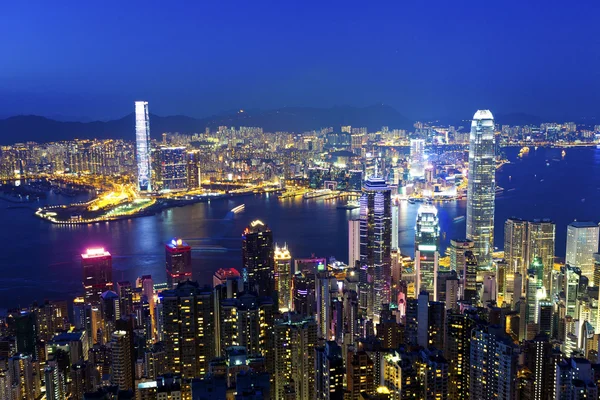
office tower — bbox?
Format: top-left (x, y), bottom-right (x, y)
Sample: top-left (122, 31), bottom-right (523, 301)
top-left (360, 172), bottom-right (392, 322)
top-left (527, 219), bottom-right (555, 287)
top-left (110, 330), bottom-right (133, 391)
top-left (242, 220), bottom-right (275, 297)
top-left (165, 238), bottom-right (192, 289)
top-left (81, 248), bottom-right (113, 305)
top-left (13, 311), bottom-right (37, 356)
top-left (470, 325), bottom-right (518, 400)
top-left (115, 281), bottom-right (133, 318)
top-left (315, 269), bottom-right (336, 340)
top-left (555, 358), bottom-right (598, 399)
top-left (383, 350), bottom-right (419, 399)
top-left (504, 218), bottom-right (528, 273)
top-left (8, 354), bottom-right (37, 400)
top-left (409, 139), bottom-right (425, 177)
top-left (160, 281), bottom-right (215, 379)
top-left (349, 219), bottom-right (361, 268)
top-left (156, 146), bottom-right (188, 191)
top-left (273, 315), bottom-right (317, 400)
top-left (505, 218), bottom-right (556, 289)
top-left (44, 365), bottom-right (64, 400)
top-left (414, 204), bottom-right (440, 299)
top-left (186, 150), bottom-right (202, 190)
top-left (391, 205), bottom-right (399, 250)
top-left (346, 351), bottom-right (375, 399)
top-left (428, 301), bottom-right (445, 350)
top-left (463, 251), bottom-right (478, 303)
top-left (466, 110), bottom-right (495, 270)
top-left (449, 239), bottom-right (474, 273)
top-left (522, 334), bottom-right (560, 400)
top-left (135, 101), bottom-right (152, 192)
top-left (417, 349), bottom-right (449, 400)
top-left (564, 266), bottom-right (581, 317)
top-left (216, 293), bottom-right (274, 373)
top-left (274, 244), bottom-right (292, 312)
top-left (292, 271), bottom-right (316, 316)
top-left (566, 221), bottom-right (600, 281)
top-left (135, 101), bottom-right (152, 191)
top-left (315, 341), bottom-right (345, 400)
top-left (445, 311), bottom-right (475, 400)
top-left (416, 292), bottom-right (430, 348)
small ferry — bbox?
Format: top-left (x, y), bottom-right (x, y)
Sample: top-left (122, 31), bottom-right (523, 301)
top-left (453, 215), bottom-right (465, 223)
top-left (231, 204), bottom-right (245, 214)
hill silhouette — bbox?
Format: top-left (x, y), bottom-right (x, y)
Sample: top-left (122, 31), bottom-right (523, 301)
top-left (0, 105), bottom-right (412, 144)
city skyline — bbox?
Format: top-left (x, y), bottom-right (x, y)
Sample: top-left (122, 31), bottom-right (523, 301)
top-left (3, 2), bottom-right (600, 398)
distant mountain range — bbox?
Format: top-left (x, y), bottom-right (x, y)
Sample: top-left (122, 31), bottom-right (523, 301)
top-left (0, 105), bottom-right (412, 144)
top-left (0, 105), bottom-right (574, 145)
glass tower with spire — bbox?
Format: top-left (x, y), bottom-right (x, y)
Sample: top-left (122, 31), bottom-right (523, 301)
top-left (466, 110), bottom-right (495, 270)
top-left (359, 160), bottom-right (392, 323)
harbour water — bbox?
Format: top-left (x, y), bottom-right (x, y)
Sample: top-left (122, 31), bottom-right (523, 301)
top-left (1, 146), bottom-right (599, 306)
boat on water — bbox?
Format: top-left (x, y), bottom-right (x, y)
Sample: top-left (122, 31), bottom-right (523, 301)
top-left (337, 200), bottom-right (360, 210)
top-left (453, 215), bottom-right (465, 223)
top-left (303, 189), bottom-right (332, 199)
top-left (495, 186), bottom-right (504, 195)
top-left (231, 204), bottom-right (245, 214)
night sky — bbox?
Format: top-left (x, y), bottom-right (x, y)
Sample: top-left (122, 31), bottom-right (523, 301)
top-left (1, 0), bottom-right (599, 120)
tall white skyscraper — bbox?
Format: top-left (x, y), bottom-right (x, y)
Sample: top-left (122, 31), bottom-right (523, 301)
top-left (466, 110), bottom-right (495, 269)
top-left (135, 101), bottom-right (152, 191)
top-left (409, 139), bottom-right (425, 178)
top-left (348, 219), bottom-right (360, 269)
top-left (566, 221), bottom-right (600, 281)
top-left (392, 204), bottom-right (399, 250)
top-left (414, 204), bottom-right (440, 300)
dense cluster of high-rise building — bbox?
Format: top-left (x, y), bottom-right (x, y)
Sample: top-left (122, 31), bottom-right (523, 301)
top-left (3, 107), bottom-right (600, 399)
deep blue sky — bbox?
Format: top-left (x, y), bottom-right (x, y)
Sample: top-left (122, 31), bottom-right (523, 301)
top-left (1, 1), bottom-right (599, 121)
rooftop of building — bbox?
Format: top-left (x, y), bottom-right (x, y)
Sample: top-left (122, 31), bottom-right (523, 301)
top-left (568, 221), bottom-right (599, 228)
top-left (81, 247), bottom-right (111, 259)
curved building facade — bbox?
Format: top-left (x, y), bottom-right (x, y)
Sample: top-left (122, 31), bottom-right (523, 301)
top-left (466, 110), bottom-right (495, 269)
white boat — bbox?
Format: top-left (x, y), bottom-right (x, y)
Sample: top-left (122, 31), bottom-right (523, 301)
top-left (231, 204), bottom-right (245, 214)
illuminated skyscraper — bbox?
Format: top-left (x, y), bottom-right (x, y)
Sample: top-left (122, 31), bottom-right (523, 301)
top-left (409, 139), bottom-right (425, 178)
top-left (392, 204), bottom-right (399, 250)
top-left (348, 219), bottom-right (360, 269)
top-left (273, 314), bottom-right (317, 400)
top-left (504, 218), bottom-right (528, 274)
top-left (274, 244), bottom-right (292, 312)
top-left (111, 330), bottom-right (134, 391)
top-left (165, 238), bottom-right (192, 289)
top-left (505, 218), bottom-right (555, 288)
top-left (242, 220), bottom-right (274, 297)
top-left (359, 172), bottom-right (392, 322)
top-left (81, 248), bottom-right (113, 305)
top-left (566, 221), bottom-right (599, 281)
top-left (160, 281), bottom-right (215, 379)
top-left (449, 239), bottom-right (474, 273)
top-left (315, 341), bottom-right (345, 400)
top-left (462, 251), bottom-right (478, 303)
top-left (157, 146), bottom-right (187, 191)
top-left (135, 101), bottom-right (152, 192)
top-left (466, 110), bottom-right (495, 270)
top-left (414, 204), bottom-right (440, 299)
